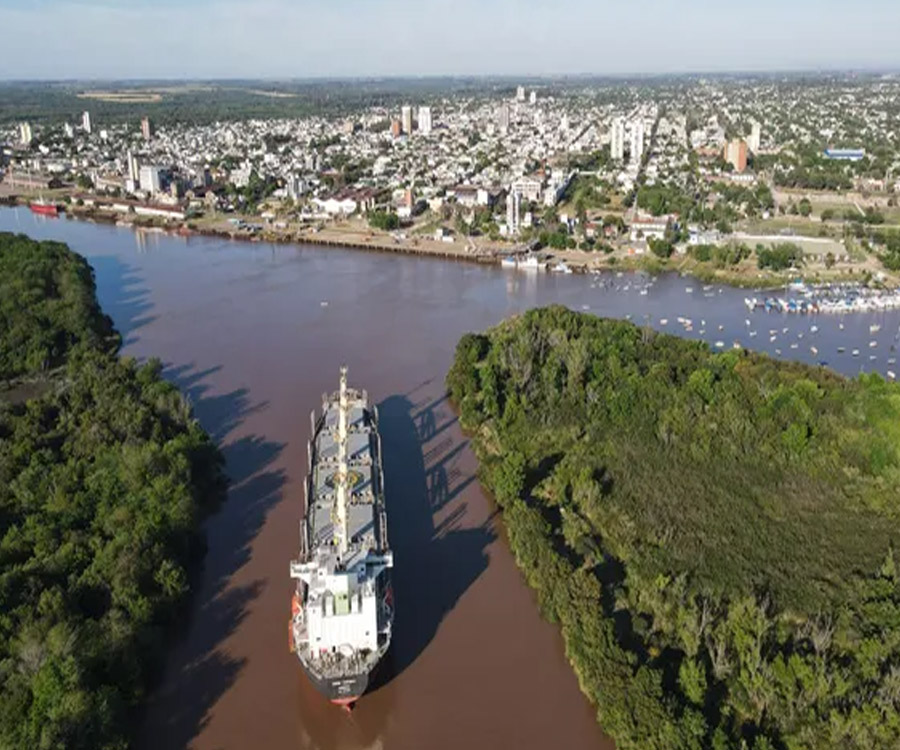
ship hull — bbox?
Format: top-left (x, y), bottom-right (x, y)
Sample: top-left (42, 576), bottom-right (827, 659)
top-left (29, 203), bottom-right (58, 217)
top-left (297, 657), bottom-right (371, 705)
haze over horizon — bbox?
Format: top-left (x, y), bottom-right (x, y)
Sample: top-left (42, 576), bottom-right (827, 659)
top-left (1, 0), bottom-right (899, 81)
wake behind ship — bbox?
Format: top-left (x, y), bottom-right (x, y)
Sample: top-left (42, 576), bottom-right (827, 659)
top-left (290, 367), bottom-right (394, 707)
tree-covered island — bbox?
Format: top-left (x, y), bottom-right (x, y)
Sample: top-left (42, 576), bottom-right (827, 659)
top-left (448, 305), bottom-right (900, 750)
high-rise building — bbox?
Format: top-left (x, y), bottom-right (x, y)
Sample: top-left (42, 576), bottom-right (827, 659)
top-left (287, 174), bottom-right (306, 200)
top-left (82, 111), bottom-right (92, 134)
top-left (18, 122), bottom-right (32, 146)
top-left (139, 164), bottom-right (163, 195)
top-left (141, 117), bottom-right (153, 141)
top-left (610, 118), bottom-right (626, 160)
top-left (516, 85), bottom-right (526, 102)
top-left (390, 119), bottom-right (402, 139)
top-left (529, 90), bottom-right (537, 105)
top-left (630, 120), bottom-right (645, 164)
top-left (724, 139), bottom-right (749, 173)
top-left (498, 103), bottom-right (511, 134)
top-left (748, 121), bottom-right (762, 153)
top-left (506, 191), bottom-right (521, 236)
top-left (401, 105), bottom-right (413, 135)
top-left (63, 122), bottom-right (74, 139)
top-left (127, 150), bottom-right (140, 181)
top-left (418, 106), bottom-right (432, 135)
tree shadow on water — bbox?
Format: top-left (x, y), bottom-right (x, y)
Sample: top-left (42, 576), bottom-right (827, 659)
top-left (371, 393), bottom-right (494, 686)
top-left (137, 363), bottom-right (285, 749)
top-left (89, 255), bottom-right (156, 347)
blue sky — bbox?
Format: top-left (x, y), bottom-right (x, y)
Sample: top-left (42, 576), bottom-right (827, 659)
top-left (1, 0), bottom-right (898, 79)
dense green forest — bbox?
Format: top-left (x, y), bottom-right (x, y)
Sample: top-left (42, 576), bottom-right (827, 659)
top-left (448, 307), bottom-right (900, 750)
top-left (0, 233), bottom-right (226, 748)
top-left (0, 233), bottom-right (117, 381)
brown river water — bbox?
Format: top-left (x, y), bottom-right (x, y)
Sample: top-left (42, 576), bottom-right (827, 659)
top-left (1, 210), bottom-right (615, 750)
top-left (6, 207), bottom-right (899, 749)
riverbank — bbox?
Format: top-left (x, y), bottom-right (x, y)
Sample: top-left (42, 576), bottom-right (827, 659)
top-left (5, 192), bottom-right (895, 290)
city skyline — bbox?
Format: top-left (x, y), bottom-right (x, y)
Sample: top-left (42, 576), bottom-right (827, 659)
top-left (2, 0), bottom-right (900, 80)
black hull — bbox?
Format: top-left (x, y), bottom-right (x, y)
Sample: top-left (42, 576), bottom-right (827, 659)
top-left (298, 658), bottom-right (371, 704)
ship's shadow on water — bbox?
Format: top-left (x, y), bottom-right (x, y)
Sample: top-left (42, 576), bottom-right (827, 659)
top-left (136, 362), bottom-right (285, 750)
top-left (371, 392), bottom-right (494, 688)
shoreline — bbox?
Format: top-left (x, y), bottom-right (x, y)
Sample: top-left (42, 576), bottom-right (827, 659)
top-left (1, 195), bottom-right (889, 291)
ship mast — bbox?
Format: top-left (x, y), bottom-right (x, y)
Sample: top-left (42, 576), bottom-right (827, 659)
top-left (334, 366), bottom-right (350, 558)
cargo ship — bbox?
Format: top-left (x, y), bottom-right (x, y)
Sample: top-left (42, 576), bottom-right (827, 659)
top-left (290, 367), bottom-right (394, 708)
top-left (29, 199), bottom-right (59, 217)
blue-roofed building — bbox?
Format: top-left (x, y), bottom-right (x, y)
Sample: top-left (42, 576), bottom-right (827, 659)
top-left (824, 148), bottom-right (866, 161)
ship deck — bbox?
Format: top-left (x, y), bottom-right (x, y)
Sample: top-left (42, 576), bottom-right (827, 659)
top-left (308, 398), bottom-right (382, 569)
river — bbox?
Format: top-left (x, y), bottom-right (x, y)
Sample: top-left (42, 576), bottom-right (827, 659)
top-left (2, 207), bottom-right (898, 750)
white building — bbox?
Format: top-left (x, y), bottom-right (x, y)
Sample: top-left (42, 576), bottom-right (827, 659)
top-left (498, 103), bottom-right (510, 134)
top-left (510, 175), bottom-right (543, 202)
top-left (82, 111), bottom-right (92, 134)
top-left (516, 85), bottom-right (526, 102)
top-left (139, 165), bottom-right (163, 195)
top-left (418, 106), bottom-right (432, 135)
top-left (529, 90), bottom-right (537, 105)
top-left (610, 118), bottom-right (626, 160)
top-left (748, 121), bottom-right (762, 152)
top-left (63, 122), bottom-right (74, 139)
top-left (506, 191), bottom-right (521, 236)
top-left (313, 196), bottom-right (357, 216)
top-left (630, 120), bottom-right (645, 164)
top-left (286, 174), bottom-right (306, 200)
top-left (18, 122), bottom-right (32, 146)
top-left (126, 151), bottom-right (140, 182)
top-left (401, 105), bottom-right (413, 135)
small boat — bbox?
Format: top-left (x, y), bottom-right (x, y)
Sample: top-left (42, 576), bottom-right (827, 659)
top-left (518, 255), bottom-right (543, 271)
top-left (639, 289), bottom-right (648, 296)
top-left (770, 335), bottom-right (777, 342)
top-left (685, 287), bottom-right (693, 293)
top-left (501, 256), bottom-right (517, 269)
top-left (29, 198), bottom-right (59, 217)
top-left (660, 318), bottom-right (668, 325)
top-left (749, 331), bottom-right (757, 338)
top-left (870, 341), bottom-right (878, 348)
top-left (810, 325), bottom-right (818, 333)
top-left (852, 349), bottom-right (860, 357)
top-left (715, 341), bottom-right (724, 348)
top-left (871, 324), bottom-right (882, 334)
top-left (551, 262), bottom-right (573, 274)
top-left (888, 371), bottom-right (896, 380)
top-left (790, 343), bottom-right (799, 350)
top-left (811, 346), bottom-right (818, 355)
top-left (838, 347), bottom-right (846, 353)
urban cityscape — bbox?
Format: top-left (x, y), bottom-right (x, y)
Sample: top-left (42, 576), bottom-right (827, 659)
top-left (3, 74), bottom-right (900, 288)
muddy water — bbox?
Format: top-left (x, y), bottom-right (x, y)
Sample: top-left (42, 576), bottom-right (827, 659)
top-left (5, 207), bottom-right (899, 749)
top-left (1, 209), bottom-right (614, 749)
